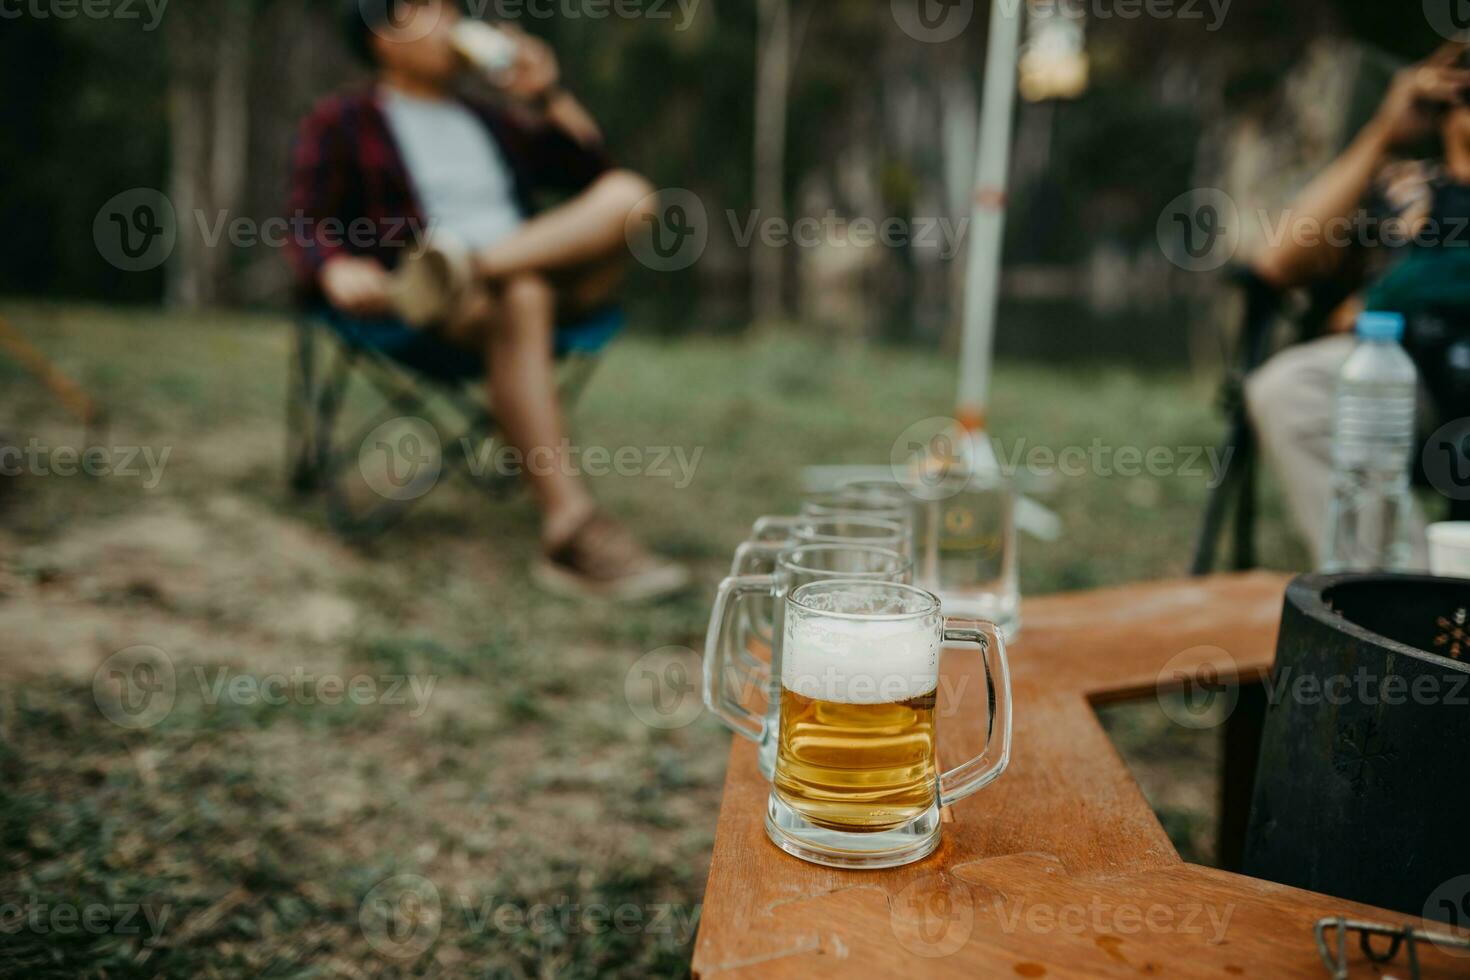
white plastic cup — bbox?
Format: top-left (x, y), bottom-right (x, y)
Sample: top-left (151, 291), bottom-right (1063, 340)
top-left (1428, 522), bottom-right (1470, 579)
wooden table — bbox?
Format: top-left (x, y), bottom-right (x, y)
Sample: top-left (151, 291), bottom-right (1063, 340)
top-left (692, 573), bottom-right (1465, 978)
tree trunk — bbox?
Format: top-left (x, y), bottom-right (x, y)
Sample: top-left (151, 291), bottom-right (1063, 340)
top-left (166, 71), bottom-right (210, 309)
top-left (752, 0), bottom-right (792, 325)
top-left (165, 0), bottom-right (254, 309)
top-left (208, 0), bottom-right (254, 304)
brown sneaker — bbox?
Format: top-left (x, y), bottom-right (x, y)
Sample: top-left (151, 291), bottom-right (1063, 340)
top-left (533, 512), bottom-right (691, 602)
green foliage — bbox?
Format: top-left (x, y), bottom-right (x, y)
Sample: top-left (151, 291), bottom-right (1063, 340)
top-left (3, 0), bottom-right (1409, 332)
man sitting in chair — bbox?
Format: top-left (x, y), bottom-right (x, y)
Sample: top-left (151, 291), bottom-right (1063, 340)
top-left (1246, 41), bottom-right (1470, 568)
top-left (287, 0), bottom-right (688, 600)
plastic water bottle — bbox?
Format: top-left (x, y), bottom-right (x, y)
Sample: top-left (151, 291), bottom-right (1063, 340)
top-left (1322, 311), bottom-right (1418, 572)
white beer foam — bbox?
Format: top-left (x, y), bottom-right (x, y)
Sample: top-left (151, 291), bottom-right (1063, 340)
top-left (782, 615), bottom-right (939, 705)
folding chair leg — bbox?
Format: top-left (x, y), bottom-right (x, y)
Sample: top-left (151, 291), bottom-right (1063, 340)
top-left (285, 318), bottom-right (322, 494)
top-left (1192, 411), bottom-right (1257, 576)
top-left (319, 359), bottom-right (431, 539)
top-left (285, 319), bottom-right (614, 539)
top-left (1230, 428), bottom-right (1258, 571)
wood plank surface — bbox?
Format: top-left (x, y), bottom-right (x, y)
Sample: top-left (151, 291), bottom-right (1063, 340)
top-left (692, 573), bottom-right (1468, 978)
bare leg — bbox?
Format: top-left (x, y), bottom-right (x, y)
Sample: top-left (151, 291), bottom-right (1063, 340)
top-left (473, 273), bottom-right (595, 545)
top-left (447, 267), bottom-right (688, 599)
top-left (473, 170), bottom-right (657, 280)
top-left (552, 253), bottom-right (628, 318)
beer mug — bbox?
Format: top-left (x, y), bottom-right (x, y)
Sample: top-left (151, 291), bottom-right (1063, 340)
top-left (928, 471), bottom-right (1020, 636)
top-left (703, 545), bottom-right (913, 779)
top-left (755, 490), bottom-right (916, 555)
top-left (843, 474), bottom-right (1019, 637)
top-left (839, 478), bottom-right (937, 587)
top-left (732, 516), bottom-right (910, 663)
top-left (766, 580), bottom-right (1012, 869)
top-left (739, 516), bottom-right (909, 570)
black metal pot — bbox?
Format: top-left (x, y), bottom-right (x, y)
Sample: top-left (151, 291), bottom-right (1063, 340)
top-left (1243, 573), bottom-right (1470, 920)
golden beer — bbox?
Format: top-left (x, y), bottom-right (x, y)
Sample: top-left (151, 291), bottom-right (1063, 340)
top-left (763, 580), bottom-right (1012, 870)
top-left (773, 686), bottom-right (938, 831)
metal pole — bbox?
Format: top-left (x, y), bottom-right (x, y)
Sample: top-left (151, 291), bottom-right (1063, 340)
top-left (956, 0), bottom-right (1024, 441)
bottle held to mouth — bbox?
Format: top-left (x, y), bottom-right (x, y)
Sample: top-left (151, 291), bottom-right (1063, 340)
top-left (450, 20), bottom-right (518, 83)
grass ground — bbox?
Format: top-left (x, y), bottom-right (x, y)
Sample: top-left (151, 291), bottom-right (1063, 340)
top-left (0, 302), bottom-right (1308, 977)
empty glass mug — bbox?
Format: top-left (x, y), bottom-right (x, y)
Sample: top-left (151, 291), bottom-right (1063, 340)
top-left (732, 516), bottom-right (910, 664)
top-left (766, 580), bottom-right (1012, 869)
top-left (736, 516), bottom-right (910, 573)
top-left (927, 471), bottom-right (1019, 636)
top-left (703, 545), bottom-right (913, 778)
top-left (754, 490), bottom-right (916, 558)
top-left (839, 478), bottom-right (937, 587)
top-left (844, 473), bottom-right (1020, 637)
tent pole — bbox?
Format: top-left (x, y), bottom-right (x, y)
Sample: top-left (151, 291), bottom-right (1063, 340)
top-left (956, 0), bottom-right (1025, 468)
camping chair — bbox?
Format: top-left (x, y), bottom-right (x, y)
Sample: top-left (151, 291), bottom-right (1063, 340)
top-left (1190, 266), bottom-right (1293, 575)
top-left (285, 306), bottom-right (622, 537)
top-left (1191, 265), bottom-right (1470, 575)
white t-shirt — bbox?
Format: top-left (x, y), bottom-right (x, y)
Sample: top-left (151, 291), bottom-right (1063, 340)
top-left (380, 87), bottom-right (525, 251)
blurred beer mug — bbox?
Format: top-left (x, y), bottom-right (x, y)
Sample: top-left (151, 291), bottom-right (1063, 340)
top-left (839, 478), bottom-right (938, 587)
top-left (767, 580), bottom-right (1012, 869)
top-left (731, 516), bottom-right (908, 662)
top-left (735, 516), bottom-right (909, 574)
top-left (755, 490), bottom-right (915, 556)
top-left (703, 545), bottom-right (912, 779)
top-left (803, 487), bottom-right (913, 540)
top-left (928, 471), bottom-right (1020, 638)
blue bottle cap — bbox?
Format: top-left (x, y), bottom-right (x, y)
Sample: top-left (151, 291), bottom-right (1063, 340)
top-left (1356, 311), bottom-right (1405, 341)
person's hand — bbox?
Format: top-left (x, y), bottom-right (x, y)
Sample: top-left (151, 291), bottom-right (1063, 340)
top-left (499, 24), bottom-right (561, 103)
top-left (320, 256), bottom-right (394, 317)
top-left (1370, 42), bottom-right (1470, 150)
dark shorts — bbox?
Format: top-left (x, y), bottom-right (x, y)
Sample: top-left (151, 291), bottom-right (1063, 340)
top-left (316, 305), bottom-right (626, 382)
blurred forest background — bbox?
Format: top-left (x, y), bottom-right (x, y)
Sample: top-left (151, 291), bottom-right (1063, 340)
top-left (1, 0), bottom-right (1461, 362)
top-left (6, 5), bottom-right (1466, 972)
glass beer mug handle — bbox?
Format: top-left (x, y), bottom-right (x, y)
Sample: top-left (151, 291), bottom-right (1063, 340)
top-left (729, 541), bottom-right (782, 664)
top-left (702, 574), bottom-right (774, 742)
top-left (936, 619), bottom-right (1013, 807)
top-left (751, 516), bottom-right (802, 541)
top-left (730, 540), bottom-right (784, 577)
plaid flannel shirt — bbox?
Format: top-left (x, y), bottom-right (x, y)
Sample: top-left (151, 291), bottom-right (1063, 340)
top-left (285, 85), bottom-right (610, 302)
